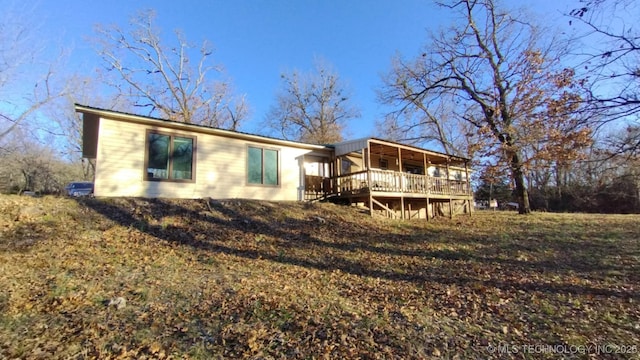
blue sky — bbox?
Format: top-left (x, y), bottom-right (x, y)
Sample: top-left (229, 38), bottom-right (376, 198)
top-left (20, 0), bottom-right (570, 139)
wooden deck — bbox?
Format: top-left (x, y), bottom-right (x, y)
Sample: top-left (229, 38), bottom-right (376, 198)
top-left (302, 138), bottom-right (475, 219)
top-left (331, 169), bottom-right (472, 198)
top-left (305, 170), bottom-right (473, 219)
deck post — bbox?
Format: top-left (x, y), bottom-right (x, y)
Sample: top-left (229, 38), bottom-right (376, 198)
top-left (366, 141), bottom-right (373, 216)
top-left (329, 159), bottom-right (335, 195)
top-left (423, 153), bottom-right (428, 173)
top-left (423, 153), bottom-right (430, 221)
top-left (335, 155), bottom-right (341, 195)
top-left (425, 155), bottom-right (431, 195)
top-left (423, 153), bottom-right (429, 195)
top-left (426, 197), bottom-right (430, 221)
top-left (449, 198), bottom-right (453, 219)
top-left (397, 146), bottom-right (405, 220)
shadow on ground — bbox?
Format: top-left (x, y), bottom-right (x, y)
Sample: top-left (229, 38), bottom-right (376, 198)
top-left (77, 197), bottom-right (639, 300)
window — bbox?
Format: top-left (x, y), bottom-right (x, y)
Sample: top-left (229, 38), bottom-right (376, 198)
top-left (145, 131), bottom-right (195, 181)
top-left (404, 165), bottom-right (423, 175)
top-left (379, 158), bottom-right (388, 170)
top-left (248, 146), bottom-right (279, 185)
top-left (341, 159), bottom-right (351, 174)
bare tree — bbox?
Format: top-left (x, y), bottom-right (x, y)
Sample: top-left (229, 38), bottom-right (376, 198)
top-left (96, 10), bottom-right (249, 129)
top-left (378, 77), bottom-right (467, 156)
top-left (568, 0), bottom-right (640, 166)
top-left (570, 0), bottom-right (639, 122)
top-left (0, 2), bottom-right (68, 142)
top-left (0, 127), bottom-right (84, 194)
top-left (379, 0), bottom-right (593, 214)
top-left (265, 61), bottom-right (360, 144)
top-left (41, 75), bottom-right (135, 181)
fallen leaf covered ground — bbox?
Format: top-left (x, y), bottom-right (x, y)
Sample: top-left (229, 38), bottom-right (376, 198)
top-left (0, 195), bottom-right (638, 359)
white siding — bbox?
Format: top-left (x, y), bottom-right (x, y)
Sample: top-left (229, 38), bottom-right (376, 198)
top-left (426, 166), bottom-right (468, 180)
top-left (95, 117), bottom-right (316, 200)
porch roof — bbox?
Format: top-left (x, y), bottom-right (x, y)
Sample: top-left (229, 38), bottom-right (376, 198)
top-left (333, 138), bottom-right (469, 164)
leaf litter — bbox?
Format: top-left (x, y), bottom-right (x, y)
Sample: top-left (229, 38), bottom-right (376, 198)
top-left (0, 195), bottom-right (638, 359)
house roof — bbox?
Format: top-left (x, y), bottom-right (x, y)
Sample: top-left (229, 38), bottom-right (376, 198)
top-left (75, 104), bottom-right (469, 162)
top-left (74, 104), bottom-right (333, 152)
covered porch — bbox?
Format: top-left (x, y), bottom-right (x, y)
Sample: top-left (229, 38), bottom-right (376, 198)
top-left (326, 138), bottom-right (474, 219)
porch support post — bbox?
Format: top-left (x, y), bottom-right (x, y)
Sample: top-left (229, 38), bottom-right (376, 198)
top-left (465, 160), bottom-right (472, 217)
top-left (328, 157), bottom-right (333, 197)
top-left (426, 155), bottom-right (431, 194)
top-left (367, 140), bottom-right (373, 216)
top-left (335, 156), bottom-right (341, 195)
top-left (423, 154), bottom-right (428, 179)
top-left (398, 146), bottom-right (404, 219)
top-left (398, 146), bottom-right (403, 165)
top-left (423, 153), bottom-right (428, 171)
top-left (361, 148), bottom-right (367, 170)
top-left (446, 159), bottom-right (452, 219)
top-left (424, 153), bottom-right (430, 221)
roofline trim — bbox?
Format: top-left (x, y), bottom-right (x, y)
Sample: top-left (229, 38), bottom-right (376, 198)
top-left (74, 104), bottom-right (332, 152)
top-left (74, 104), bottom-right (470, 161)
top-left (367, 137), bottom-right (470, 162)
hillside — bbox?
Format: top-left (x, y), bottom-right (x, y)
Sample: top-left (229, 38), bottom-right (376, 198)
top-left (1, 195), bottom-right (639, 359)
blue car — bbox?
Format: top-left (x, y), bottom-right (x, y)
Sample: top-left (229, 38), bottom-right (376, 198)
top-left (64, 182), bottom-right (94, 197)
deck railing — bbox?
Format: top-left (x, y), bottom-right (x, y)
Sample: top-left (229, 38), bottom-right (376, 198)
top-left (336, 170), bottom-right (369, 194)
top-left (324, 169), bottom-right (471, 197)
top-left (304, 175), bottom-right (328, 200)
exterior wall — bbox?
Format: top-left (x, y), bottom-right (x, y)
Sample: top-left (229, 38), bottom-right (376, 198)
top-left (340, 153), bottom-right (363, 173)
top-left (370, 153), bottom-right (400, 171)
top-left (82, 113), bottom-right (99, 159)
top-left (94, 117), bottom-right (317, 200)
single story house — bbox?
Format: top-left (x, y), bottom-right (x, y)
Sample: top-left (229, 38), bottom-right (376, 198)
top-left (76, 104), bottom-right (473, 219)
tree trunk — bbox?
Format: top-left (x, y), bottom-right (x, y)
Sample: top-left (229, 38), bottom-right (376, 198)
top-left (509, 150), bottom-right (531, 214)
top-left (83, 158), bottom-right (96, 181)
top-left (21, 170), bottom-right (31, 192)
top-left (554, 163), bottom-right (562, 199)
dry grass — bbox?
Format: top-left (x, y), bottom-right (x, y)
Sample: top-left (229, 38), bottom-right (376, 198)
top-left (0, 195), bottom-right (638, 359)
